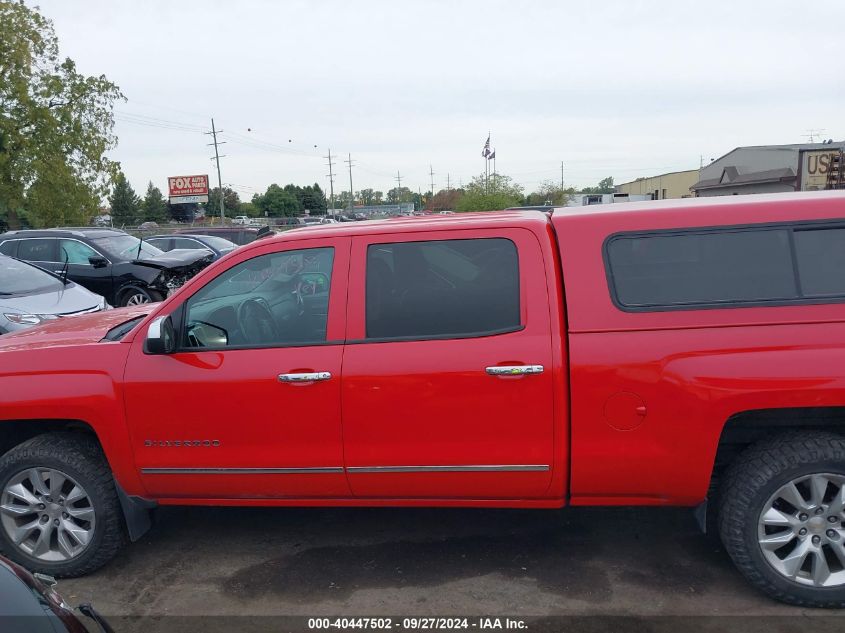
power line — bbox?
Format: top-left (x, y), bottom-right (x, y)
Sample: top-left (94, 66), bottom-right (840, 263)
top-left (345, 153), bottom-right (355, 210)
top-left (325, 149), bottom-right (336, 215)
top-left (205, 118), bottom-right (226, 220)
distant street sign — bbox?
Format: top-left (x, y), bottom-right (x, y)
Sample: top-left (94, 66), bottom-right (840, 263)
top-left (168, 174), bottom-right (209, 201)
top-left (169, 195), bottom-right (209, 205)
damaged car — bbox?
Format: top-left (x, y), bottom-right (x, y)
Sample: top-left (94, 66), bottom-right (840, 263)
top-left (0, 228), bottom-right (213, 307)
top-left (0, 255), bottom-right (108, 335)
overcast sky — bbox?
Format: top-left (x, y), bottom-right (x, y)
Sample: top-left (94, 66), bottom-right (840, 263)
top-left (35, 0), bottom-right (845, 200)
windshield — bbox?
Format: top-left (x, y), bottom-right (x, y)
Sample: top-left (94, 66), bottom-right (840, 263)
top-left (91, 235), bottom-right (163, 260)
top-left (196, 236), bottom-right (237, 251)
top-left (0, 257), bottom-right (63, 295)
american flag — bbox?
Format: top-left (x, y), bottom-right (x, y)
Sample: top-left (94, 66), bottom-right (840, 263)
top-left (481, 134), bottom-right (491, 157)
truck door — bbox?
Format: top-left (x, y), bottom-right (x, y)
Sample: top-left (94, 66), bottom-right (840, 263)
top-left (123, 236), bottom-right (350, 499)
top-left (342, 228), bottom-right (555, 498)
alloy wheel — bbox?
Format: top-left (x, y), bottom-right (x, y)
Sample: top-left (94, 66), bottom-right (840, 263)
top-left (0, 467), bottom-right (96, 562)
top-left (758, 473), bottom-right (845, 587)
top-left (125, 292), bottom-right (151, 305)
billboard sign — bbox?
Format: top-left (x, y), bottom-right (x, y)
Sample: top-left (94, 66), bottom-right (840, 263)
top-left (800, 150), bottom-right (842, 191)
top-left (168, 174), bottom-right (209, 203)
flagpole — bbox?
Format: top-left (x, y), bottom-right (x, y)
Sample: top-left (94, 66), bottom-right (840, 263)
top-left (487, 131), bottom-right (491, 193)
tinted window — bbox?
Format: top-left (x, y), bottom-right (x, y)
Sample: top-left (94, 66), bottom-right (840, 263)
top-left (198, 236), bottom-right (236, 252)
top-left (59, 239), bottom-right (98, 265)
top-left (18, 239), bottom-right (56, 262)
top-left (173, 237), bottom-right (206, 250)
top-left (145, 238), bottom-right (172, 252)
top-left (0, 241), bottom-right (16, 256)
top-left (366, 238), bottom-right (520, 339)
top-left (794, 229), bottom-right (845, 297)
top-left (184, 247), bottom-right (334, 349)
top-left (607, 229), bottom-right (797, 309)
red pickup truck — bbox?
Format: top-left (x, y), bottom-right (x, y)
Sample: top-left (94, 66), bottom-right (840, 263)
top-left (2, 191), bottom-right (845, 606)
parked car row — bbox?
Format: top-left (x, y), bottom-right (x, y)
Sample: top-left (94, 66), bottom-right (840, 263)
top-left (0, 228), bottom-right (214, 308)
top-left (0, 226), bottom-right (278, 334)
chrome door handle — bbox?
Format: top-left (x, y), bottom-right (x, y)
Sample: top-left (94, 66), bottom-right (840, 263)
top-left (278, 371), bottom-right (332, 382)
top-left (485, 365), bottom-right (544, 376)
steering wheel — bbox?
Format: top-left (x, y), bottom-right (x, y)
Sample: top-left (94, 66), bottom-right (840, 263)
top-left (237, 298), bottom-right (278, 345)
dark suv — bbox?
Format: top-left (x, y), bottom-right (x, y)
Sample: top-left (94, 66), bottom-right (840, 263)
top-left (0, 228), bottom-right (213, 306)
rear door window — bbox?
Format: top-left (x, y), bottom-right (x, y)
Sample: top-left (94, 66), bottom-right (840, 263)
top-left (173, 237), bottom-right (206, 250)
top-left (17, 238), bottom-right (57, 263)
top-left (365, 238), bottom-right (520, 339)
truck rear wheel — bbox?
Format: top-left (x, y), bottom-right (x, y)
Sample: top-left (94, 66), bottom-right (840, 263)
top-left (0, 433), bottom-right (126, 577)
top-left (719, 431), bottom-right (845, 607)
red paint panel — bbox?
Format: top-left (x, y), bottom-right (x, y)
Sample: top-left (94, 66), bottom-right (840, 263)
top-left (122, 236), bottom-right (351, 499)
top-left (341, 228), bottom-right (557, 498)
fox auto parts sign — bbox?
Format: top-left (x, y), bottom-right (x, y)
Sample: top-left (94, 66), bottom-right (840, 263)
top-left (168, 174), bottom-right (209, 204)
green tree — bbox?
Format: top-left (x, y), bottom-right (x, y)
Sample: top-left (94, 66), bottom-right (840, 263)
top-left (0, 1), bottom-right (124, 229)
top-left (525, 180), bottom-right (575, 206)
top-left (239, 201), bottom-right (261, 218)
top-left (358, 188), bottom-right (376, 205)
top-left (206, 186), bottom-right (241, 217)
top-left (140, 181), bottom-right (168, 223)
top-left (429, 188), bottom-right (463, 211)
top-left (456, 173), bottom-right (524, 213)
top-left (580, 176), bottom-right (615, 194)
top-left (387, 187), bottom-right (412, 204)
top-left (252, 184), bottom-right (299, 217)
top-left (335, 190), bottom-right (354, 208)
top-left (109, 173), bottom-right (140, 226)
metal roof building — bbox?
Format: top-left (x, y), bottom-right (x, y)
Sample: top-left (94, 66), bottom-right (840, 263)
top-left (692, 141), bottom-right (845, 196)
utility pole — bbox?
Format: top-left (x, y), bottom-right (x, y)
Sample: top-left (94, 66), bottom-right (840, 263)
top-left (345, 153), bottom-right (355, 210)
top-left (446, 173), bottom-right (451, 191)
top-left (205, 118), bottom-right (226, 221)
top-left (395, 171), bottom-right (402, 206)
top-left (429, 164), bottom-right (436, 197)
top-left (560, 161), bottom-right (565, 191)
top-left (324, 149), bottom-right (336, 217)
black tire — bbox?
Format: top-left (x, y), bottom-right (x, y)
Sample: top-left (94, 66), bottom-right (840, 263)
top-left (118, 286), bottom-right (164, 307)
top-left (719, 431), bottom-right (845, 607)
top-left (0, 433), bottom-right (126, 577)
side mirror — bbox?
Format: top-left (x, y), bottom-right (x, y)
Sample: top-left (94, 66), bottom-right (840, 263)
top-left (144, 315), bottom-right (176, 354)
top-left (88, 256), bottom-right (108, 268)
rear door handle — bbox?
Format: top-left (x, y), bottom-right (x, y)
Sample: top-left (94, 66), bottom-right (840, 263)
top-left (485, 365), bottom-right (544, 376)
top-left (278, 371), bottom-right (332, 383)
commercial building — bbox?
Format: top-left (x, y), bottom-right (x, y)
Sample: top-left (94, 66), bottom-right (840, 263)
top-left (692, 141), bottom-right (845, 197)
top-left (615, 169), bottom-right (698, 200)
top-left (565, 193), bottom-right (652, 207)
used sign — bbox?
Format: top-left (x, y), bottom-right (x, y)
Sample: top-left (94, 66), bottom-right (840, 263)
top-left (800, 150), bottom-right (842, 191)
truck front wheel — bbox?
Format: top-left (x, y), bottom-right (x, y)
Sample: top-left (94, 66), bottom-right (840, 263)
top-left (719, 431), bottom-right (845, 607)
top-left (0, 433), bottom-right (126, 577)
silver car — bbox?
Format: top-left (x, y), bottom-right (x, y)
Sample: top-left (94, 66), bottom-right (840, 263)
top-left (0, 255), bottom-right (107, 334)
